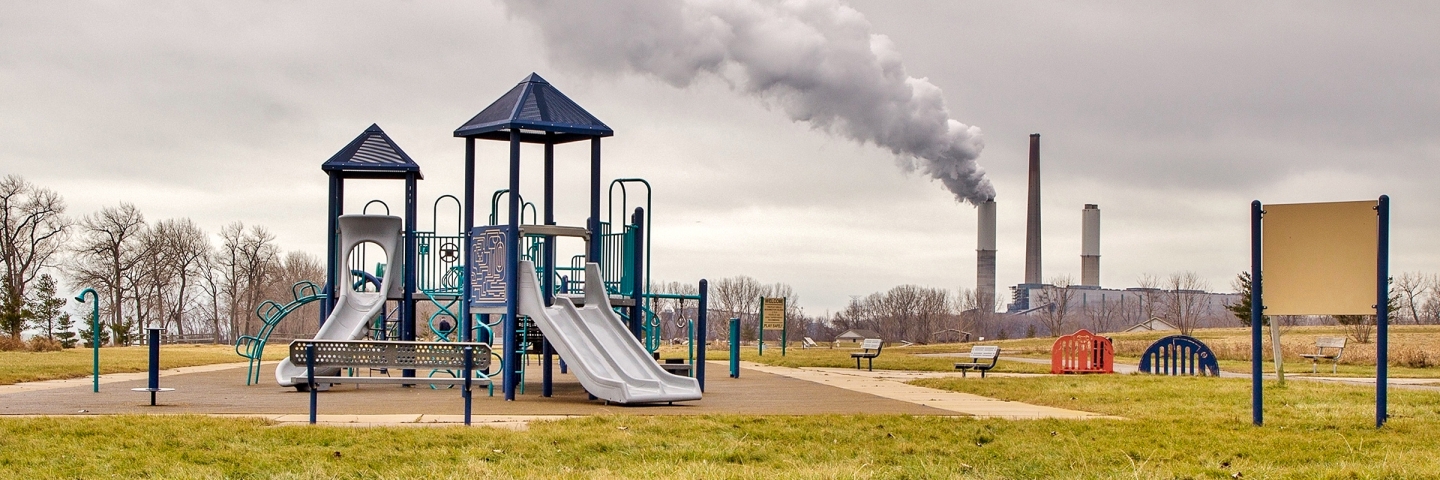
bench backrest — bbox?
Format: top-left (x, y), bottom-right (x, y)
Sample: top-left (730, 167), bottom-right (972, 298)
top-left (1316, 337), bottom-right (1347, 350)
top-left (803, 337), bottom-right (817, 346)
top-left (290, 340), bottom-right (492, 370)
top-left (860, 338), bottom-right (883, 351)
top-left (969, 345), bottom-right (1000, 359)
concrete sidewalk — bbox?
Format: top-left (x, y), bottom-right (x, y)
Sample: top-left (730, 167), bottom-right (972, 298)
top-left (735, 361), bottom-right (1118, 420)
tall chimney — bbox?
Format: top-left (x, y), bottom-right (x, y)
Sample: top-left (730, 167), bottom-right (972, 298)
top-left (977, 199), bottom-right (997, 309)
top-left (1024, 133), bottom-right (1042, 284)
top-left (1081, 204), bottom-right (1100, 286)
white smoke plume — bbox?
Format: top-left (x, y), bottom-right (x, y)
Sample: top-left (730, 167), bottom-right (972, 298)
top-left (501, 0), bottom-right (995, 204)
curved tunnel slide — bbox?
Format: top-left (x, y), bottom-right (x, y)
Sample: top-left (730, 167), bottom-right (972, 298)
top-left (275, 214), bottom-right (404, 387)
top-left (516, 259), bottom-right (702, 404)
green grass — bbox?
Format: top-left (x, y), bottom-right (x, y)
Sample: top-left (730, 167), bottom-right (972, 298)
top-left (4, 375), bottom-right (1440, 478)
top-left (0, 344), bottom-right (286, 385)
top-left (697, 345), bottom-right (1053, 374)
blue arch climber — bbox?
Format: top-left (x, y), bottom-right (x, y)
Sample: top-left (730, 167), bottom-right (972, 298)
top-left (1139, 335), bottom-right (1220, 376)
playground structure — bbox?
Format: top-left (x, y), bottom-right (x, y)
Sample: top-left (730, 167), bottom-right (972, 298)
top-left (1138, 335), bottom-right (1219, 376)
top-left (1051, 329), bottom-right (1114, 374)
top-left (237, 73), bottom-right (708, 404)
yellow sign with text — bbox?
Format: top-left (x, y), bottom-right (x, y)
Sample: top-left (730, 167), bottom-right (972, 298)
top-left (762, 297), bottom-right (786, 330)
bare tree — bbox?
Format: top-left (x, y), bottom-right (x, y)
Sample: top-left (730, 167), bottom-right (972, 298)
top-left (710, 275), bottom-right (763, 340)
top-left (1393, 272), bottom-right (1429, 325)
top-left (1082, 291), bottom-right (1124, 333)
top-left (0, 175), bottom-right (71, 338)
top-left (1161, 271), bottom-right (1212, 335)
top-left (69, 203), bottom-right (146, 344)
top-left (1034, 275), bottom-right (1078, 336)
top-left (267, 250), bottom-right (324, 338)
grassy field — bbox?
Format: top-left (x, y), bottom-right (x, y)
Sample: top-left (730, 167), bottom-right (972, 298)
top-left (3, 374), bottom-right (1438, 478)
top-left (0, 344), bottom-right (288, 385)
top-left (692, 344), bottom-right (1053, 374)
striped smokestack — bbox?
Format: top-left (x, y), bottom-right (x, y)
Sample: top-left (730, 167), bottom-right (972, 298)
top-left (1024, 134), bottom-right (1042, 284)
top-left (977, 199), bottom-right (997, 308)
top-left (1081, 204), bottom-right (1100, 286)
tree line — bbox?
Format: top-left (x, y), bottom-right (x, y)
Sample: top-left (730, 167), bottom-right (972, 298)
top-left (0, 175), bottom-right (321, 350)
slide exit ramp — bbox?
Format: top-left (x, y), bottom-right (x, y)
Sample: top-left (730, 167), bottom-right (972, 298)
top-left (516, 260), bottom-right (701, 404)
top-left (275, 215), bottom-right (404, 387)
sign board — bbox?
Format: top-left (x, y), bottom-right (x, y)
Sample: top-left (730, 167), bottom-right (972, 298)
top-left (469, 225), bottom-right (513, 309)
top-left (1262, 201), bottom-right (1378, 315)
top-left (761, 297), bottom-right (786, 330)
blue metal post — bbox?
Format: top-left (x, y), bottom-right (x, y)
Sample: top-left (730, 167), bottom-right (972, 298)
top-left (403, 172), bottom-right (418, 379)
top-left (306, 343), bottom-right (317, 424)
top-left (74, 288), bottom-right (99, 392)
top-left (1251, 200), bottom-right (1264, 426)
top-left (729, 317), bottom-right (740, 378)
top-left (697, 279), bottom-right (708, 390)
top-left (464, 346), bottom-right (474, 426)
top-left (146, 327), bottom-right (160, 406)
top-left (542, 139), bottom-right (555, 398)
top-left (323, 174), bottom-right (344, 323)
top-left (1377, 195), bottom-right (1390, 428)
top-left (588, 138), bottom-right (601, 262)
top-left (504, 130), bottom-right (521, 401)
top-left (630, 208), bottom-right (645, 340)
top-left (461, 138), bottom-right (475, 343)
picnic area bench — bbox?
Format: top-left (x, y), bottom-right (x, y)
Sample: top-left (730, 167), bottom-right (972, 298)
top-left (289, 339), bottom-right (491, 425)
top-left (1299, 336), bottom-right (1347, 373)
top-left (953, 345), bottom-right (1001, 378)
top-left (851, 338), bottom-right (883, 371)
top-left (802, 337), bottom-right (818, 349)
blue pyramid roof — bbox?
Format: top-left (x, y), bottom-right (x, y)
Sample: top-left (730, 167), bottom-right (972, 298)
top-left (454, 73), bottom-right (613, 144)
top-left (321, 124), bottom-right (423, 179)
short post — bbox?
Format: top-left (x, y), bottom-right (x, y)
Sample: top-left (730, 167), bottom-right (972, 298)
top-left (129, 328), bottom-right (174, 405)
top-left (464, 346), bottom-right (474, 426)
top-left (697, 279), bottom-right (708, 391)
top-left (307, 342), bottom-right (317, 425)
top-left (729, 317), bottom-right (740, 378)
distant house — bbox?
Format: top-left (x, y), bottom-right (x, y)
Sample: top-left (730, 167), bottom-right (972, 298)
top-left (835, 329), bottom-right (882, 344)
top-left (1125, 317), bottom-right (1178, 333)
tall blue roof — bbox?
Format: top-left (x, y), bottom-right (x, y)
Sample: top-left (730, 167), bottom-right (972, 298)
top-left (454, 73), bottom-right (613, 144)
top-left (321, 124), bottom-right (423, 179)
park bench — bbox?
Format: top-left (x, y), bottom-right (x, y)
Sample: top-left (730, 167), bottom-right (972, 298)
top-left (1299, 336), bottom-right (1347, 373)
top-left (953, 345), bottom-right (1001, 378)
top-left (288, 339), bottom-right (491, 425)
top-left (851, 338), bottom-right (883, 371)
top-left (802, 337), bottom-right (818, 349)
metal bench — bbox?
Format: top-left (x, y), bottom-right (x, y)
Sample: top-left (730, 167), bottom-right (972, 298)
top-left (289, 339), bottom-right (492, 425)
top-left (953, 345), bottom-right (1001, 378)
top-left (850, 338), bottom-right (883, 371)
top-left (1299, 336), bottom-right (1347, 373)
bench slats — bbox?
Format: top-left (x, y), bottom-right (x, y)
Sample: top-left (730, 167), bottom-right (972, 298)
top-left (289, 340), bottom-right (492, 371)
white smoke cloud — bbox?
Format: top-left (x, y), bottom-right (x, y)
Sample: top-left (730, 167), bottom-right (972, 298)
top-left (501, 0), bottom-right (995, 204)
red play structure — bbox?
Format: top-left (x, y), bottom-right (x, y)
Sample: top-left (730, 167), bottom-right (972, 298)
top-left (1051, 329), bottom-right (1114, 374)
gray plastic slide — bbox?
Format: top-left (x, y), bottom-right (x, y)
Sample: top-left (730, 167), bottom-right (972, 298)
top-left (516, 259), bottom-right (702, 404)
top-left (276, 215), bottom-right (403, 387)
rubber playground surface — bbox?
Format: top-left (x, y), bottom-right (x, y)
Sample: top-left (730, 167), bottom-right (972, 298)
top-left (0, 360), bottom-right (1107, 426)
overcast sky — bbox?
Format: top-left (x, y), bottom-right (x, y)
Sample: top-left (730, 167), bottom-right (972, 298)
top-left (3, 1), bottom-right (1438, 314)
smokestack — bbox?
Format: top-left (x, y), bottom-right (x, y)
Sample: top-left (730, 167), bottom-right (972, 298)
top-left (1024, 134), bottom-right (1042, 284)
top-left (1081, 204), bottom-right (1100, 286)
top-left (977, 199), bottom-right (997, 308)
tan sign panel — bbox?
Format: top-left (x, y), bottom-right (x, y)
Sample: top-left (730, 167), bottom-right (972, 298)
top-left (1263, 201), bottom-right (1378, 315)
top-left (761, 297), bottom-right (786, 329)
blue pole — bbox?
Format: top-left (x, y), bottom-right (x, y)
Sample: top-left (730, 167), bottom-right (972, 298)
top-left (462, 138), bottom-right (475, 343)
top-left (1377, 195), bottom-right (1390, 428)
top-left (74, 288), bottom-right (100, 393)
top-left (729, 317), bottom-right (740, 378)
top-left (504, 130), bottom-right (521, 401)
top-left (147, 328), bottom-right (160, 405)
top-left (589, 138), bottom-right (601, 262)
top-left (307, 342), bottom-right (317, 425)
top-left (464, 346), bottom-right (474, 426)
top-left (1251, 200), bottom-right (1264, 426)
top-left (697, 279), bottom-right (708, 391)
top-left (630, 208), bottom-right (645, 340)
top-left (404, 173), bottom-right (418, 380)
top-left (543, 138), bottom-right (555, 398)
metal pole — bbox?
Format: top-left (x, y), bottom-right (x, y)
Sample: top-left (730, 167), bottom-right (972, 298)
top-left (1251, 200), bottom-right (1264, 426)
top-left (1377, 195), bottom-right (1390, 428)
top-left (504, 130), bottom-right (521, 401)
top-left (589, 138), bottom-right (602, 262)
top-left (697, 279), bottom-right (708, 391)
top-left (630, 208), bottom-right (645, 340)
top-left (74, 288), bottom-right (100, 392)
top-left (542, 138), bottom-right (555, 398)
top-left (464, 346), bottom-right (474, 426)
top-left (781, 297), bottom-right (788, 357)
top-left (462, 138), bottom-right (475, 343)
top-left (757, 296), bottom-right (764, 356)
top-left (729, 317), bottom-right (740, 378)
top-left (307, 343), bottom-right (317, 425)
top-left (147, 327), bottom-right (160, 406)
top-left (404, 173), bottom-right (418, 380)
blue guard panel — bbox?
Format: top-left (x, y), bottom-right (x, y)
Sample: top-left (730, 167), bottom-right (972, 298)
top-left (1139, 335), bottom-right (1220, 376)
top-left (469, 225), bottom-right (514, 309)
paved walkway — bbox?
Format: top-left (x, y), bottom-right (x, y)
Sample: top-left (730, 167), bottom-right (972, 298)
top-left (736, 362), bottom-right (1117, 419)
